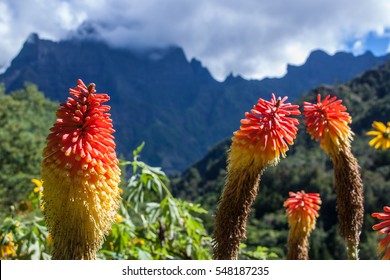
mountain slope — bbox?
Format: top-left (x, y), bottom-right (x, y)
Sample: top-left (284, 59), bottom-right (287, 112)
top-left (1, 33), bottom-right (390, 172)
top-left (172, 61), bottom-right (390, 259)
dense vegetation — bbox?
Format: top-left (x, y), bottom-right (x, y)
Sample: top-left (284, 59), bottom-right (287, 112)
top-left (0, 84), bottom-right (57, 213)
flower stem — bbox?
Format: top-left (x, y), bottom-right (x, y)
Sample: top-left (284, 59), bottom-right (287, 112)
top-left (213, 165), bottom-right (263, 260)
top-left (331, 146), bottom-right (364, 260)
top-left (347, 241), bottom-right (359, 260)
top-left (287, 233), bottom-right (309, 260)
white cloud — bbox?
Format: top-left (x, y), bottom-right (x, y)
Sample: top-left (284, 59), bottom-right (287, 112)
top-left (352, 40), bottom-right (364, 55)
top-left (54, 2), bottom-right (87, 30)
top-left (1, 0), bottom-right (390, 80)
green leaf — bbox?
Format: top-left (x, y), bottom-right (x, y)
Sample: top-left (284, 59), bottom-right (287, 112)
top-left (137, 248), bottom-right (152, 260)
top-left (133, 142), bottom-right (145, 157)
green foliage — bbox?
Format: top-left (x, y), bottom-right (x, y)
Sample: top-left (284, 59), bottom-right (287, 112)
top-left (239, 244), bottom-right (279, 260)
top-left (99, 143), bottom-right (212, 259)
top-left (1, 144), bottom-right (220, 260)
top-left (0, 83), bottom-right (57, 213)
top-left (0, 181), bottom-right (50, 260)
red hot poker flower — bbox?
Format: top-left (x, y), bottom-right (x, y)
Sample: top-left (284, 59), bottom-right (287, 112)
top-left (284, 191), bottom-right (321, 236)
top-left (303, 94), bottom-right (352, 155)
top-left (213, 94), bottom-right (300, 260)
top-left (284, 191), bottom-right (321, 260)
top-left (372, 206), bottom-right (390, 260)
top-left (41, 79), bottom-right (121, 259)
top-left (231, 94), bottom-right (300, 167)
top-left (304, 94), bottom-right (363, 260)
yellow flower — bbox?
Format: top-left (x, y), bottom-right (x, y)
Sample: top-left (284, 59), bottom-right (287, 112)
top-left (31, 179), bottom-right (43, 193)
top-left (115, 214), bottom-right (123, 223)
top-left (128, 238), bottom-right (145, 246)
top-left (0, 233), bottom-right (17, 259)
top-left (367, 121), bottom-right (390, 150)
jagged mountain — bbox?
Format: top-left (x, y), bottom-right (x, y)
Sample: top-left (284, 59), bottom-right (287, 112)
top-left (1, 33), bottom-right (390, 172)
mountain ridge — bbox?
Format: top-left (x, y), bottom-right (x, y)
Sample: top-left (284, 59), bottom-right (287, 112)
top-left (1, 33), bottom-right (390, 172)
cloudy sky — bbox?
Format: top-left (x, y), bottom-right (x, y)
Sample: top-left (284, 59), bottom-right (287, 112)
top-left (1, 0), bottom-right (390, 80)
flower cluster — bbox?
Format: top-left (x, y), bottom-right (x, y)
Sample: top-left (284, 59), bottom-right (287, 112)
top-left (303, 94), bottom-right (352, 155)
top-left (0, 232), bottom-right (17, 259)
top-left (372, 206), bottom-right (390, 260)
top-left (284, 191), bottom-right (321, 236)
top-left (231, 94), bottom-right (300, 167)
top-left (214, 94), bottom-right (300, 260)
top-left (41, 79), bottom-right (121, 259)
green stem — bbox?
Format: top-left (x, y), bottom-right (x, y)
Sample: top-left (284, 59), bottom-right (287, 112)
top-left (347, 241), bottom-right (359, 260)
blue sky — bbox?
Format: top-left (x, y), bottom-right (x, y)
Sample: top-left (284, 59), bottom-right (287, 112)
top-left (0, 0), bottom-right (390, 80)
top-left (346, 30), bottom-right (390, 56)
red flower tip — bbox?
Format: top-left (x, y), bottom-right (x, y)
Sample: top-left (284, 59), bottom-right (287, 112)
top-left (284, 191), bottom-right (321, 235)
top-left (372, 206), bottom-right (390, 260)
top-left (231, 94), bottom-right (300, 167)
top-left (43, 79), bottom-right (118, 175)
top-left (303, 94), bottom-right (353, 154)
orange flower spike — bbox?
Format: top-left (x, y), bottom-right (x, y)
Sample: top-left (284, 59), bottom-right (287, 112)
top-left (231, 94), bottom-right (300, 167)
top-left (213, 94), bottom-right (300, 260)
top-left (304, 94), bottom-right (363, 260)
top-left (284, 191), bottom-right (321, 260)
top-left (284, 191), bottom-right (321, 234)
top-left (372, 206), bottom-right (390, 260)
top-left (41, 79), bottom-right (121, 260)
top-left (303, 94), bottom-right (353, 155)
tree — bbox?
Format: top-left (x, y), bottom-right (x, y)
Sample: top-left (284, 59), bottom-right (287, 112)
top-left (0, 83), bottom-right (57, 213)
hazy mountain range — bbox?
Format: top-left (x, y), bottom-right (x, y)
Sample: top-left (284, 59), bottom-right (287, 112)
top-left (1, 33), bottom-right (390, 172)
